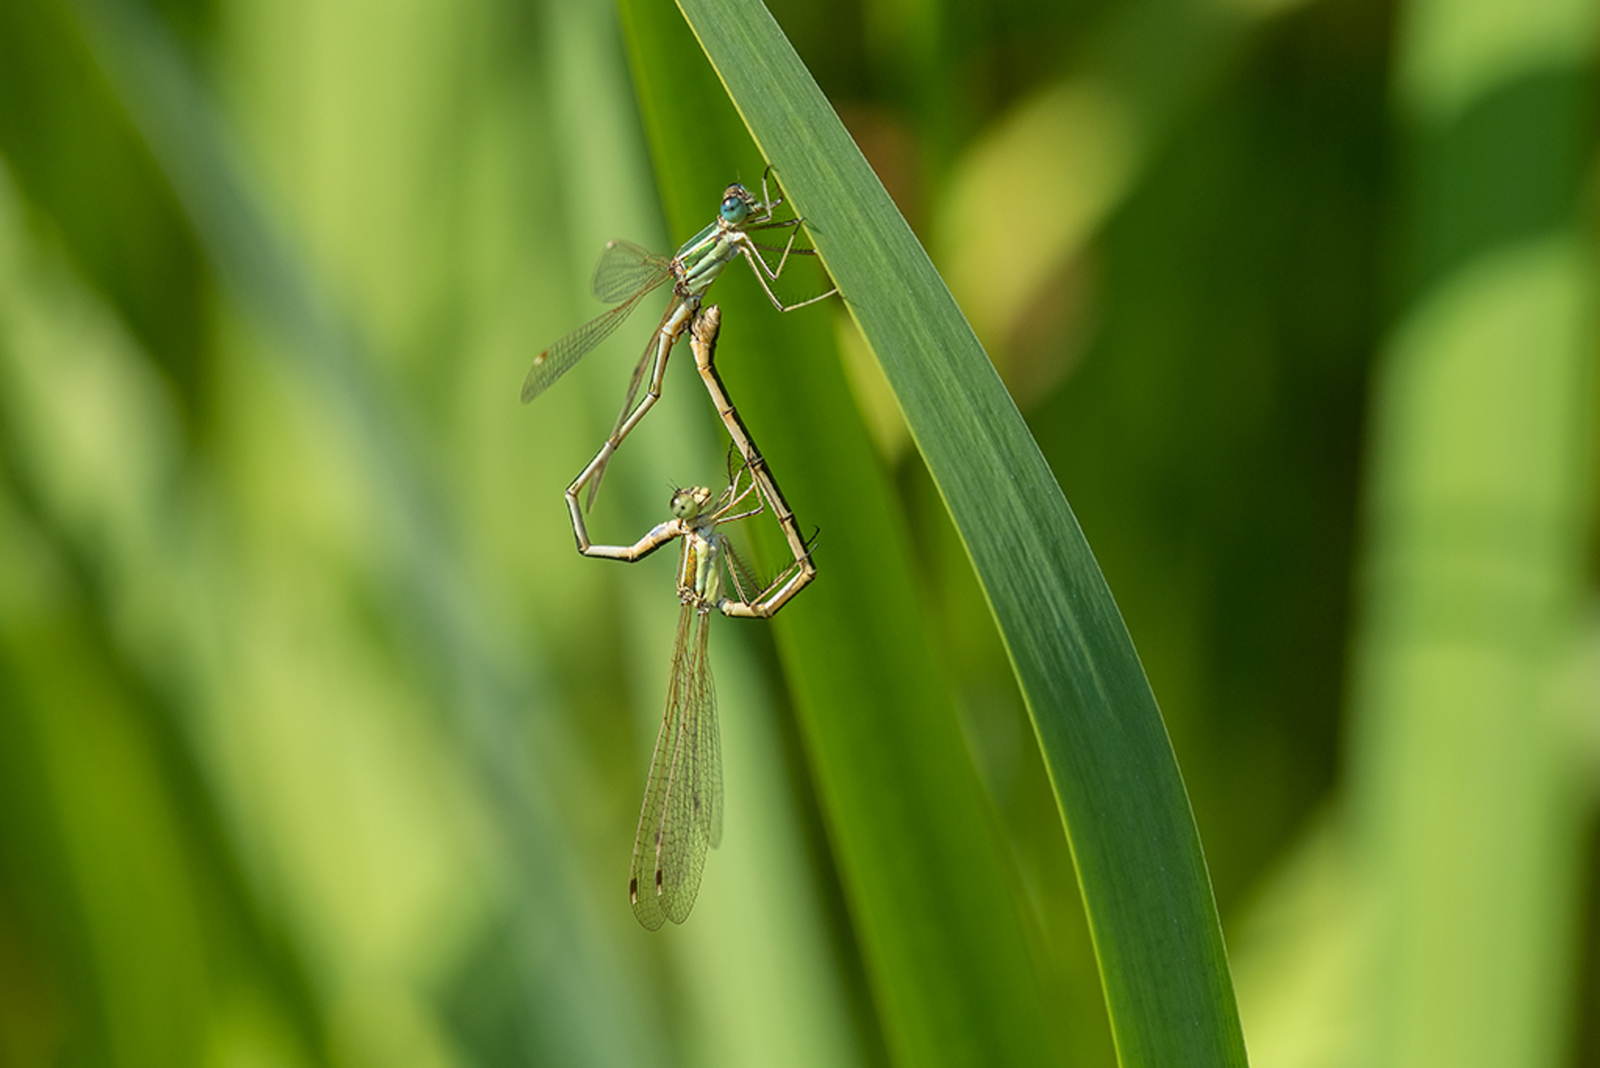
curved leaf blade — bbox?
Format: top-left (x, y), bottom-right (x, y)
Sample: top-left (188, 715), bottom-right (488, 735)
top-left (668, 1), bottom-right (1249, 1064)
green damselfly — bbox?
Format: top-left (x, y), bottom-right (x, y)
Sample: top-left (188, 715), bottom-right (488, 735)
top-left (581, 457), bottom-right (813, 929)
top-left (522, 171), bottom-right (836, 512)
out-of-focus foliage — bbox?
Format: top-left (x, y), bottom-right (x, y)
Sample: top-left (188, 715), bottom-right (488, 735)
top-left (0, 0), bottom-right (1594, 1066)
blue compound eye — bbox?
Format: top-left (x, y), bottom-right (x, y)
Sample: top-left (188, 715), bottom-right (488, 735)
top-left (721, 187), bottom-right (750, 223)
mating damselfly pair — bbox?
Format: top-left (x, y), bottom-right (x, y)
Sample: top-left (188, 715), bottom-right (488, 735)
top-left (522, 171), bottom-right (835, 929)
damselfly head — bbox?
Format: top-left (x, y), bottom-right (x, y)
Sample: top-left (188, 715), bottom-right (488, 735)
top-left (720, 184), bottom-right (756, 225)
top-left (670, 486), bottom-right (714, 520)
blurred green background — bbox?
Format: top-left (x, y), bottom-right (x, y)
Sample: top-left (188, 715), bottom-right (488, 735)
top-left (0, 0), bottom-right (1596, 1064)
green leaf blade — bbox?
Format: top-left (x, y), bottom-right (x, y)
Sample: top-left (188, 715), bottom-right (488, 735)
top-left (667, 1), bottom-right (1250, 1065)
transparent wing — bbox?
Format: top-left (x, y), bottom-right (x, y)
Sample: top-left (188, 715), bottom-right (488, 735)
top-left (521, 288), bottom-right (653, 404)
top-left (630, 603), bottom-right (721, 930)
top-left (591, 239), bottom-right (672, 304)
top-left (694, 612), bottom-right (723, 851)
top-left (629, 603), bottom-right (694, 932)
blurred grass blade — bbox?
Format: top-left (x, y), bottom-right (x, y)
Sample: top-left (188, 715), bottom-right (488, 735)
top-left (1347, 0), bottom-right (1598, 1060)
top-left (661, 0), bottom-right (1248, 1063)
top-left (57, 0), bottom-right (656, 1063)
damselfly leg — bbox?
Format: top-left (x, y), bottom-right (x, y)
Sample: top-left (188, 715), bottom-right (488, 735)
top-left (523, 175), bottom-right (837, 512)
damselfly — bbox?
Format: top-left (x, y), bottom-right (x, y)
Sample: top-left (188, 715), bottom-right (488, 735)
top-left (522, 170), bottom-right (836, 511)
top-left (579, 458), bottom-right (813, 929)
top-left (569, 304), bottom-right (818, 600)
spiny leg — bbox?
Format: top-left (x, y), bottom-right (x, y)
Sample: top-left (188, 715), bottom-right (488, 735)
top-left (734, 237), bottom-right (839, 313)
top-left (742, 216), bottom-right (806, 277)
top-left (719, 540), bottom-right (817, 618)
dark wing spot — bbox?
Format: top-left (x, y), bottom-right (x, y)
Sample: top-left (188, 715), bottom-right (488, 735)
top-left (629, 877), bottom-right (639, 904)
top-left (655, 868), bottom-right (665, 890)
